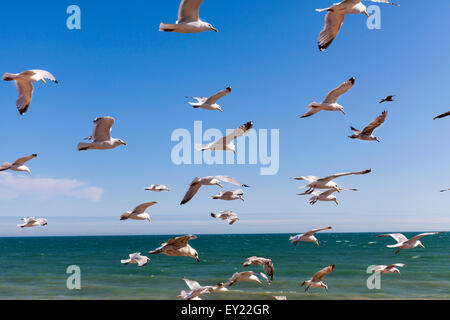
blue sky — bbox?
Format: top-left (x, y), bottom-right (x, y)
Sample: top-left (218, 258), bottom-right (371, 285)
top-left (0, 1), bottom-right (449, 236)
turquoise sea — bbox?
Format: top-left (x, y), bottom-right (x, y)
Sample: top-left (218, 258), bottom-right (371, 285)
top-left (0, 233), bottom-right (449, 300)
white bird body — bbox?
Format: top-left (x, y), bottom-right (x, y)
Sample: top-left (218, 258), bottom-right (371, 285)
top-left (145, 184), bottom-right (170, 192)
top-left (289, 227), bottom-right (332, 246)
top-left (18, 217), bottom-right (48, 228)
top-left (298, 188), bottom-right (357, 205)
top-left (377, 232), bottom-right (445, 254)
top-left (120, 202), bottom-right (157, 222)
top-left (180, 175), bottom-right (249, 205)
top-left (293, 169), bottom-right (371, 194)
top-left (121, 252), bottom-right (150, 267)
top-left (0, 154), bottom-right (37, 174)
top-left (211, 210), bottom-right (239, 225)
top-left (149, 235), bottom-right (200, 261)
top-left (301, 78), bottom-right (354, 118)
top-left (77, 117), bottom-right (126, 151)
top-left (177, 278), bottom-right (226, 300)
top-left (370, 263), bottom-right (405, 274)
top-left (301, 265), bottom-right (335, 292)
top-left (187, 87), bottom-right (231, 112)
top-left (212, 189), bottom-right (245, 201)
top-left (159, 0), bottom-right (218, 33)
top-left (2, 69), bottom-right (58, 115)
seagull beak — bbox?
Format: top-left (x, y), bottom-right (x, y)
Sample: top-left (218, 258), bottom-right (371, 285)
top-left (233, 150), bottom-right (237, 155)
top-left (122, 141), bottom-right (127, 145)
top-left (147, 218), bottom-right (151, 222)
top-left (219, 109), bottom-right (223, 112)
top-left (218, 183), bottom-right (223, 188)
top-left (341, 110), bottom-right (346, 115)
top-left (211, 27), bottom-right (218, 32)
top-left (334, 200), bottom-right (339, 205)
top-left (241, 197), bottom-right (245, 202)
top-left (364, 11), bottom-right (370, 17)
top-left (335, 187), bottom-right (341, 193)
top-left (419, 244), bottom-right (425, 248)
top-left (41, 79), bottom-right (47, 84)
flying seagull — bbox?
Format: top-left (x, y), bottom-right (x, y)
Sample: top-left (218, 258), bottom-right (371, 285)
top-left (377, 232), bottom-right (445, 254)
top-left (211, 210), bottom-right (239, 225)
top-left (145, 185), bottom-right (170, 192)
top-left (370, 263), bottom-right (406, 274)
top-left (177, 278), bottom-right (213, 301)
top-left (298, 188), bottom-right (357, 205)
top-left (317, 1), bottom-right (399, 52)
top-left (301, 78), bottom-right (355, 118)
top-left (212, 189), bottom-right (245, 201)
top-left (380, 95), bottom-right (396, 103)
top-left (0, 154), bottom-right (37, 174)
top-left (301, 265), bottom-right (335, 292)
top-left (121, 252), bottom-right (150, 267)
top-left (159, 0), bottom-right (218, 33)
top-left (180, 175), bottom-right (249, 205)
top-left (292, 169), bottom-right (371, 194)
top-left (149, 235), bottom-right (200, 262)
top-left (2, 69), bottom-right (58, 115)
top-left (77, 117), bottom-right (127, 151)
top-left (348, 111), bottom-right (387, 142)
top-left (242, 256), bottom-right (274, 281)
top-left (195, 121), bottom-right (254, 154)
top-left (221, 271), bottom-right (269, 287)
top-left (120, 202), bottom-right (157, 222)
top-left (440, 189), bottom-right (450, 193)
top-left (434, 111), bottom-right (450, 120)
top-left (289, 226), bottom-right (332, 246)
top-left (18, 217), bottom-right (47, 228)
top-left (187, 87), bottom-right (231, 112)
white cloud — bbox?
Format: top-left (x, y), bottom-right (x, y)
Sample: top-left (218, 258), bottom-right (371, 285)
top-left (0, 173), bottom-right (103, 202)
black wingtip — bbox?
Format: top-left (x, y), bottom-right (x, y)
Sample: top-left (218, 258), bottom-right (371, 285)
top-left (242, 184), bottom-right (250, 188)
top-left (226, 87), bottom-right (232, 92)
top-left (349, 77), bottom-right (355, 84)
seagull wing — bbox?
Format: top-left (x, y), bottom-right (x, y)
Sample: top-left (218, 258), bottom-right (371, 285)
top-left (210, 121), bottom-right (254, 149)
top-left (204, 87), bottom-right (232, 105)
top-left (180, 179), bottom-right (202, 205)
top-left (132, 201), bottom-right (157, 213)
top-left (376, 233), bottom-right (408, 244)
top-left (13, 154), bottom-right (37, 166)
top-left (167, 235), bottom-right (197, 247)
top-left (361, 111), bottom-right (387, 135)
top-left (434, 111), bottom-right (450, 120)
top-left (311, 265), bottom-right (335, 282)
top-left (292, 175), bottom-right (319, 182)
top-left (92, 117), bottom-right (114, 142)
top-left (178, 0), bottom-right (203, 23)
top-left (323, 77), bottom-right (355, 104)
top-left (304, 226), bottom-right (332, 236)
top-left (215, 175), bottom-right (249, 187)
top-left (368, 0), bottom-right (400, 6)
top-left (183, 278), bottom-right (202, 290)
top-left (318, 11), bottom-right (345, 52)
top-left (386, 263), bottom-right (406, 269)
top-left (409, 232), bottom-right (444, 242)
top-left (320, 169), bottom-right (372, 182)
top-left (15, 78), bottom-right (34, 115)
top-left (31, 70), bottom-right (58, 83)
top-left (263, 261), bottom-right (274, 281)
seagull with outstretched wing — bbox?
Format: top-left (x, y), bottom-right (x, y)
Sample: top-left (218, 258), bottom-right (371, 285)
top-left (159, 0), bottom-right (218, 33)
top-left (187, 87), bottom-right (231, 112)
top-left (195, 121), bottom-right (254, 154)
top-left (0, 154), bottom-right (37, 174)
top-left (434, 111), bottom-right (450, 120)
top-left (301, 78), bottom-right (355, 118)
top-left (377, 232), bottom-right (445, 254)
top-left (317, 1), bottom-right (399, 52)
top-left (77, 116), bottom-right (127, 151)
top-left (2, 69), bottom-right (58, 115)
top-left (301, 265), bottom-right (336, 292)
top-left (349, 111), bottom-right (387, 142)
